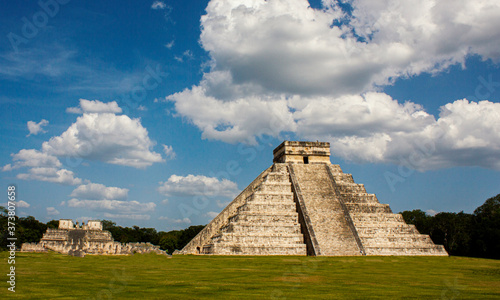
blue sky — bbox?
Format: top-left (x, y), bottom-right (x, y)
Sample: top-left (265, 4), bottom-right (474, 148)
top-left (1, 0), bottom-right (499, 231)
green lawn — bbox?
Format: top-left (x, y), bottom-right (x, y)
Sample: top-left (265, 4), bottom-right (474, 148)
top-left (1, 252), bottom-right (499, 299)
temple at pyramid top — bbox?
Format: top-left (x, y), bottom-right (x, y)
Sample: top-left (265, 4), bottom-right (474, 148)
top-left (178, 140), bottom-right (447, 256)
top-left (273, 141), bottom-right (331, 164)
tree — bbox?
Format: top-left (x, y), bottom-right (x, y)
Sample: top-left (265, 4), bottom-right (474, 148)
top-left (430, 212), bottom-right (472, 256)
top-left (157, 225), bottom-right (205, 254)
top-left (159, 231), bottom-right (182, 254)
top-left (46, 220), bottom-right (59, 229)
top-left (17, 216), bottom-right (47, 244)
top-left (471, 194), bottom-right (500, 259)
top-left (401, 209), bottom-right (432, 234)
top-left (0, 206), bottom-right (10, 250)
top-left (178, 225), bottom-right (205, 249)
top-left (101, 220), bottom-right (117, 231)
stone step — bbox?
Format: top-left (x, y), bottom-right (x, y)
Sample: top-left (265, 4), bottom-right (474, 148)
top-left (237, 203), bottom-right (297, 213)
top-left (229, 212), bottom-right (299, 223)
top-left (264, 172), bottom-right (290, 183)
top-left (345, 203), bottom-right (392, 213)
top-left (351, 213), bottom-right (405, 223)
top-left (298, 184), bottom-right (333, 193)
top-left (355, 221), bottom-right (409, 228)
top-left (222, 222), bottom-right (302, 234)
top-left (271, 163), bottom-right (289, 173)
top-left (297, 193), bottom-right (336, 201)
top-left (361, 236), bottom-right (435, 247)
top-left (255, 182), bottom-right (292, 193)
top-left (215, 232), bottom-right (304, 238)
top-left (213, 233), bottom-right (304, 244)
top-left (364, 246), bottom-right (448, 256)
top-left (341, 194), bottom-right (379, 203)
top-left (331, 173), bottom-right (355, 184)
top-left (329, 164), bottom-right (343, 173)
top-left (357, 225), bottom-right (419, 236)
top-left (246, 191), bottom-right (294, 201)
top-left (208, 243), bottom-right (307, 255)
top-left (336, 183), bottom-right (367, 194)
top-left (245, 198), bottom-right (296, 205)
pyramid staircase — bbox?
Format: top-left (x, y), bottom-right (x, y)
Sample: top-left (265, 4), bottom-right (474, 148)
top-left (179, 141), bottom-right (447, 256)
top-left (326, 164), bottom-right (447, 256)
top-left (201, 164), bottom-right (307, 255)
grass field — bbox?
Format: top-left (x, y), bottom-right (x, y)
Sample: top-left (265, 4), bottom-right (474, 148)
top-left (1, 252), bottom-right (499, 299)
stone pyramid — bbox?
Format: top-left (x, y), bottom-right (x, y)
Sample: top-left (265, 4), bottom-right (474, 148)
top-left (180, 141), bottom-right (447, 256)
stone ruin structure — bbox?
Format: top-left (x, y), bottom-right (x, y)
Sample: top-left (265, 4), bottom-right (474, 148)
top-left (21, 219), bottom-right (167, 257)
top-left (179, 141), bottom-right (448, 256)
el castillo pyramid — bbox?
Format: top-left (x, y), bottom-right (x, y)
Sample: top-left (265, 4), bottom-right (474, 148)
top-left (180, 141), bottom-right (447, 256)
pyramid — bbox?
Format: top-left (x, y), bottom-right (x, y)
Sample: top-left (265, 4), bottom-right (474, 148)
top-left (180, 141), bottom-right (447, 256)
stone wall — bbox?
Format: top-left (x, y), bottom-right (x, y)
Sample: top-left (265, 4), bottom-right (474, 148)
top-left (20, 223), bottom-right (168, 257)
top-left (21, 243), bottom-right (47, 252)
top-left (59, 219), bottom-right (74, 230)
top-left (273, 141), bottom-right (331, 164)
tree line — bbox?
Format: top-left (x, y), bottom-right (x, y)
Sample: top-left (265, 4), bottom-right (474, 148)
top-left (1, 193), bottom-right (498, 258)
top-left (401, 193), bottom-right (499, 259)
top-left (101, 220), bottom-right (204, 254)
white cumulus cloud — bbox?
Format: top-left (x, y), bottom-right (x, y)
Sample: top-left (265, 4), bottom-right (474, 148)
top-left (27, 119), bottom-right (48, 136)
top-left (158, 216), bottom-right (191, 224)
top-left (70, 183), bottom-right (129, 200)
top-left (151, 1), bottom-right (167, 10)
top-left (66, 99), bottom-right (122, 114)
top-left (162, 145), bottom-right (176, 160)
top-left (158, 174), bottom-right (239, 198)
top-left (42, 112), bottom-right (163, 168)
top-left (3, 149), bottom-right (61, 171)
top-left (46, 207), bottom-right (60, 216)
top-left (103, 213), bottom-right (151, 220)
top-left (67, 181), bottom-right (156, 220)
top-left (17, 167), bottom-right (82, 185)
top-left (67, 198), bottom-right (156, 214)
top-left (164, 0), bottom-right (500, 170)
top-left (17, 200), bottom-right (30, 208)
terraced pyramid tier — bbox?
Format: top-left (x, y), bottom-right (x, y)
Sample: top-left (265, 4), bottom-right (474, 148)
top-left (179, 141), bottom-right (447, 256)
top-left (326, 164), bottom-right (447, 256)
top-left (202, 164), bottom-right (307, 255)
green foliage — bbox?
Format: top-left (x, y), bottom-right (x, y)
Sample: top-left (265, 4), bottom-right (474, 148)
top-left (0, 205), bottom-right (7, 216)
top-left (0, 214), bottom-right (47, 250)
top-left (99, 220), bottom-right (205, 254)
top-left (400, 209), bottom-right (432, 233)
top-left (0, 206), bottom-right (9, 250)
top-left (430, 212), bottom-right (473, 256)
top-left (158, 225), bottom-right (205, 254)
top-left (178, 225), bottom-right (205, 248)
top-left (471, 194), bottom-right (500, 259)
top-left (17, 216), bottom-right (48, 244)
top-left (401, 193), bottom-right (500, 259)
top-left (46, 220), bottom-right (59, 229)
top-left (159, 230), bottom-right (182, 254)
